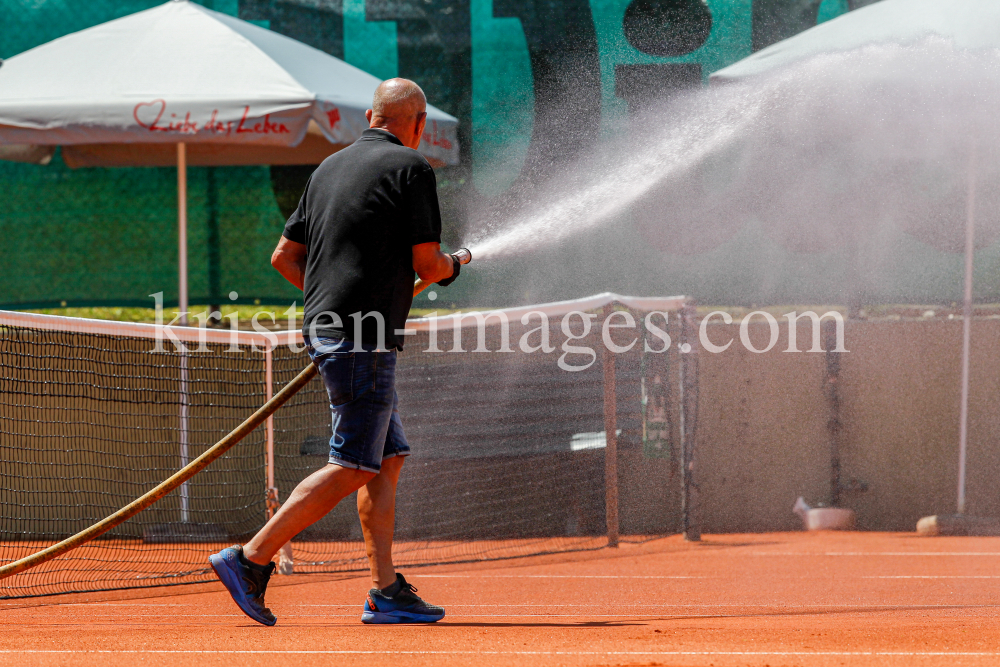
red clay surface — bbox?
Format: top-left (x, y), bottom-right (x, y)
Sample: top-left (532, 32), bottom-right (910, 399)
top-left (2, 531), bottom-right (999, 667)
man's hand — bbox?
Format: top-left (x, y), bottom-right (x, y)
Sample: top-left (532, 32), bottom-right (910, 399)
top-left (272, 236), bottom-right (307, 290)
top-left (412, 242), bottom-right (456, 284)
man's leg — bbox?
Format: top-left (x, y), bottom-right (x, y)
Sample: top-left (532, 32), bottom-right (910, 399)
top-left (357, 454), bottom-right (404, 589)
top-left (358, 453), bottom-right (444, 624)
top-left (244, 463), bottom-right (374, 565)
top-left (209, 462), bottom-right (373, 626)
top-left (212, 337), bottom-right (395, 626)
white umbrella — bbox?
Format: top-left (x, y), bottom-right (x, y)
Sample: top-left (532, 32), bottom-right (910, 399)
top-left (711, 0), bottom-right (995, 517)
top-left (712, 0), bottom-right (1000, 83)
top-left (0, 0), bottom-right (460, 316)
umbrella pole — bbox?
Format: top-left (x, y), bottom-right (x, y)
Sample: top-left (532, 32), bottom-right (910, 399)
top-left (177, 142), bottom-right (188, 325)
top-left (177, 142), bottom-right (190, 523)
top-left (957, 145), bottom-right (977, 516)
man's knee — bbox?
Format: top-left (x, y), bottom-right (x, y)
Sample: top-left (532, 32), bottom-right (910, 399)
top-left (346, 466), bottom-right (378, 486)
top-left (377, 455), bottom-right (405, 478)
top-left (321, 462), bottom-right (376, 488)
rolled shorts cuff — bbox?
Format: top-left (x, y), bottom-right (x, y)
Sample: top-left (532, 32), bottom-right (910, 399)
top-left (327, 453), bottom-right (382, 475)
top-left (328, 446), bottom-right (410, 474)
top-left (382, 448), bottom-right (411, 461)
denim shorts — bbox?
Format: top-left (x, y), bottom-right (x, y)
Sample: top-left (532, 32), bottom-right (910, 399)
top-left (305, 336), bottom-right (410, 474)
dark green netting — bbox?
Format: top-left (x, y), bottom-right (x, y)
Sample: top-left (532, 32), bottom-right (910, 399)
top-left (0, 153), bottom-right (297, 308)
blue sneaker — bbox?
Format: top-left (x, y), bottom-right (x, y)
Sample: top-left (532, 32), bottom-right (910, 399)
top-left (361, 574), bottom-right (445, 624)
top-left (209, 545), bottom-right (277, 626)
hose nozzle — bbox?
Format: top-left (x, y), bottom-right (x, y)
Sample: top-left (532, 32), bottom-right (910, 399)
top-left (453, 248), bottom-right (473, 265)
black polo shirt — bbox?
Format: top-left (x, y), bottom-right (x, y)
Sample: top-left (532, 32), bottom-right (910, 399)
top-left (282, 128), bottom-right (442, 349)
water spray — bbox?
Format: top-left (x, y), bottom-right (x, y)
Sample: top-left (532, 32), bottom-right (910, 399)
top-left (413, 247), bottom-right (472, 297)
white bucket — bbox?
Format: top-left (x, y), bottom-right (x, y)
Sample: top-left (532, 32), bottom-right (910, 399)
top-left (804, 507), bottom-right (856, 531)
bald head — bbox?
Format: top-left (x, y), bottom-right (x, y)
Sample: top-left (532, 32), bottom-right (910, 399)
top-left (372, 78), bottom-right (427, 120)
top-left (366, 78), bottom-right (428, 150)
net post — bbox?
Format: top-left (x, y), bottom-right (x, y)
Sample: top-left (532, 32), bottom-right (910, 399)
top-left (602, 303), bottom-right (619, 548)
top-left (179, 348), bottom-right (190, 524)
top-left (265, 345), bottom-right (277, 520)
top-left (679, 299), bottom-right (700, 542)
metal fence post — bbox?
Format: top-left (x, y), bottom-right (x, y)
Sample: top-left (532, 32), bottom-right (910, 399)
top-left (823, 319), bottom-right (843, 507)
top-left (602, 303), bottom-right (619, 548)
top-left (679, 300), bottom-right (700, 541)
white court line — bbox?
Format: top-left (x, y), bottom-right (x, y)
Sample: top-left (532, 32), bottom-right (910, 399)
top-left (28, 603), bottom-right (1000, 609)
top-left (865, 575), bottom-right (1000, 579)
top-left (32, 603), bottom-right (717, 609)
top-left (286, 603), bottom-right (999, 609)
top-left (19, 603), bottom-right (1000, 617)
top-left (416, 574), bottom-right (706, 578)
top-left (0, 615), bottom-right (782, 621)
top-left (4, 650), bottom-right (1000, 657)
top-left (749, 552), bottom-right (1000, 557)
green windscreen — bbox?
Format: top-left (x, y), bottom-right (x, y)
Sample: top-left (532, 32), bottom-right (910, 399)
top-left (1, 155), bottom-right (296, 308)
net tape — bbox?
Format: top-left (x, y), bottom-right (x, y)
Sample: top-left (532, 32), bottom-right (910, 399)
top-left (0, 293), bottom-right (690, 599)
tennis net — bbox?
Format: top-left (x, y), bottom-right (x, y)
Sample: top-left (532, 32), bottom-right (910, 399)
top-left (0, 293), bottom-right (696, 599)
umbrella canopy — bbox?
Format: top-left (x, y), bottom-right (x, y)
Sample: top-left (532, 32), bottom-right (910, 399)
top-left (0, 0), bottom-right (459, 167)
top-left (712, 0), bottom-right (1000, 82)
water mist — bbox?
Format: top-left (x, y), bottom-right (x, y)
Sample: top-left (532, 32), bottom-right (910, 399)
top-left (461, 38), bottom-right (1000, 307)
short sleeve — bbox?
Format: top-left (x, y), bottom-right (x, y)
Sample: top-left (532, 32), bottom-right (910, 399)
top-left (282, 176), bottom-right (311, 244)
top-left (405, 164), bottom-right (443, 246)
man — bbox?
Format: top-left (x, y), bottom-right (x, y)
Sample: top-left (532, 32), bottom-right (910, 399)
top-left (209, 78), bottom-right (461, 627)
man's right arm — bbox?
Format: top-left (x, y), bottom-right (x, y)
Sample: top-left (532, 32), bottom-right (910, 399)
top-left (412, 242), bottom-right (456, 283)
top-left (271, 236), bottom-right (308, 290)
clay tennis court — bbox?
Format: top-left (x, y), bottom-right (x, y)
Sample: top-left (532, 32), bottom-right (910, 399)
top-left (3, 531), bottom-right (998, 667)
